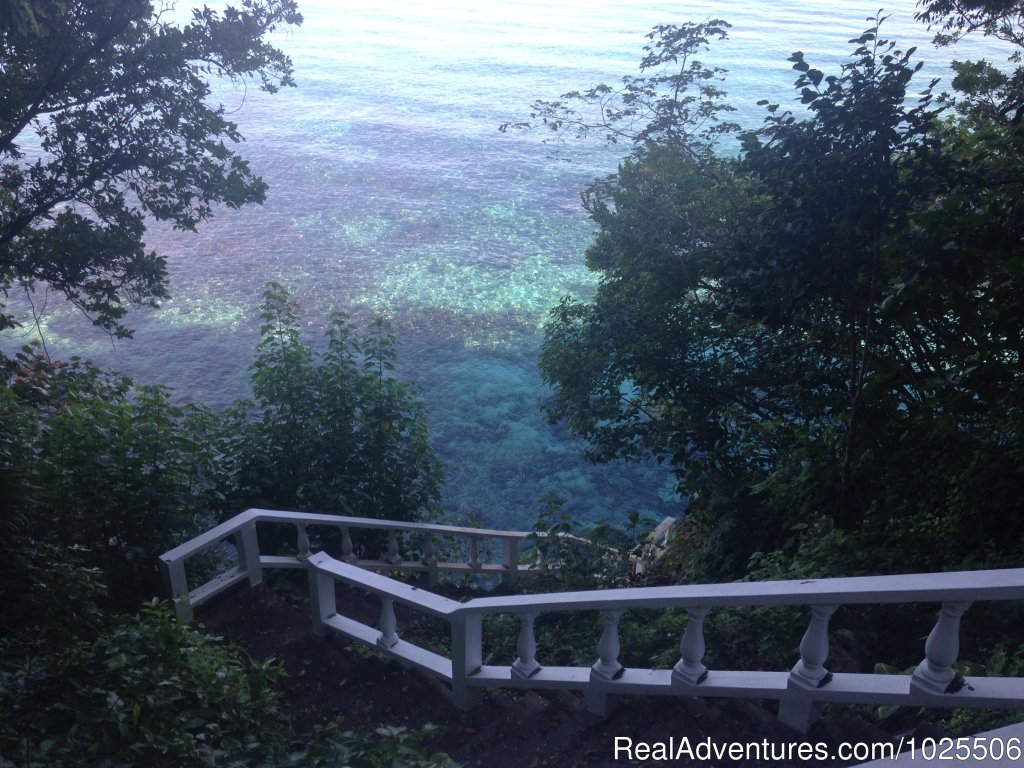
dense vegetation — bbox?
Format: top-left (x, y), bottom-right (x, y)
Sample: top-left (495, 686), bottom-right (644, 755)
top-left (528, 3), bottom-right (1024, 584)
top-left (508, 0), bottom-right (1024, 719)
top-left (2, 0), bottom-right (1023, 762)
top-left (0, 286), bottom-right (449, 765)
top-left (1, 3), bottom-right (451, 764)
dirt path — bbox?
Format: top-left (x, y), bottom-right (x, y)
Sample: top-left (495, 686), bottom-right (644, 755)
top-left (197, 581), bottom-right (933, 767)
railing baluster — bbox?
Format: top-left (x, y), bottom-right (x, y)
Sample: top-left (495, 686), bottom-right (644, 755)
top-left (167, 511), bottom-right (1024, 737)
top-left (236, 521), bottom-right (263, 586)
top-left (591, 610), bottom-right (625, 681)
top-left (422, 535), bottom-right (437, 565)
top-left (422, 534), bottom-right (439, 586)
top-left (911, 600), bottom-right (972, 695)
top-left (309, 565), bottom-right (336, 637)
top-left (384, 530), bottom-right (402, 565)
top-left (377, 597), bottom-right (399, 648)
top-left (162, 557), bottom-right (191, 622)
top-left (789, 604), bottom-right (838, 689)
top-left (451, 613), bottom-right (482, 710)
top-left (672, 607), bottom-right (708, 686)
top-left (340, 527), bottom-right (357, 563)
top-left (511, 612), bottom-right (542, 679)
top-left (502, 538), bottom-right (519, 587)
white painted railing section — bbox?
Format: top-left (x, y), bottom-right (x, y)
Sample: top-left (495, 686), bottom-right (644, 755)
top-left (161, 509), bottom-right (1024, 733)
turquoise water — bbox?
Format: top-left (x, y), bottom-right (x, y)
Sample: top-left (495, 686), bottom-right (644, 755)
top-left (2, 1), bottom-right (1008, 528)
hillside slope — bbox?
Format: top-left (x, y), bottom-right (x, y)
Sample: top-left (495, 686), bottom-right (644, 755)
top-left (196, 582), bottom-right (963, 767)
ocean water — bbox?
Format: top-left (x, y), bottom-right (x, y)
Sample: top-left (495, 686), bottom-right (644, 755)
top-left (2, 1), bottom-right (1009, 529)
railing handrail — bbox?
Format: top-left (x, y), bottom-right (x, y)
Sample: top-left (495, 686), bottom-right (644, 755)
top-left (304, 549), bottom-right (1024, 733)
top-left (160, 508), bottom-right (542, 565)
top-left (162, 511), bottom-right (1024, 736)
top-left (455, 568), bottom-right (1024, 613)
top-left (308, 552), bottom-right (462, 617)
top-left (159, 508), bottom-right (599, 623)
top-left (307, 554), bottom-right (1024, 614)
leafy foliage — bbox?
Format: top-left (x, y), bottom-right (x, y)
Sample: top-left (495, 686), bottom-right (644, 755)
top-left (0, 295), bottom-right (453, 764)
top-left (0, 0), bottom-right (302, 336)
top-left (225, 283), bottom-right (444, 535)
top-left (526, 495), bottom-right (653, 590)
top-left (916, 0), bottom-right (1024, 50)
top-left (0, 283), bottom-right (445, 602)
top-left (500, 19), bottom-right (737, 151)
top-left (532, 14), bottom-right (1024, 581)
top-left (1, 344), bottom-right (225, 609)
top-left (0, 595), bottom-right (458, 768)
top-left (1, 600), bottom-right (292, 768)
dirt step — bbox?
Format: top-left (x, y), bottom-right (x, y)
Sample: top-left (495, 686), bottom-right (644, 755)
top-left (196, 583), bottom-right (896, 767)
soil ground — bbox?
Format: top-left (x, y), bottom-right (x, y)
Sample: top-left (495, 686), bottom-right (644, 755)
top-left (197, 579), bottom-right (952, 768)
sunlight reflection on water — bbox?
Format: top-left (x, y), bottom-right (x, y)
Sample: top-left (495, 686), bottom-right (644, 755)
top-left (3, 0), bottom-right (1011, 528)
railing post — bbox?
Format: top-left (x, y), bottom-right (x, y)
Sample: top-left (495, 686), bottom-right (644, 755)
top-left (779, 603), bottom-right (837, 733)
top-left (535, 540), bottom-right (547, 571)
top-left (384, 531), bottom-right (402, 565)
top-left (672, 607), bottom-right (708, 686)
top-left (451, 613), bottom-right (482, 710)
top-left (422, 534), bottom-right (439, 587)
top-left (586, 610), bottom-right (625, 715)
top-left (161, 557), bottom-right (192, 622)
top-left (911, 601), bottom-right (972, 695)
top-left (296, 524), bottom-right (310, 560)
top-left (511, 612), bottom-right (541, 679)
top-left (502, 539), bottom-right (520, 587)
top-left (467, 537), bottom-right (481, 570)
top-left (377, 597), bottom-right (399, 649)
top-left (340, 527), bottom-right (357, 563)
top-left (236, 521), bottom-right (262, 586)
top-left (591, 610), bottom-right (625, 681)
top-left (789, 604), bottom-right (838, 689)
top-left (308, 564), bottom-right (336, 637)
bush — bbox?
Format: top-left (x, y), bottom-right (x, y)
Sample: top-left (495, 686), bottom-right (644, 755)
top-left (224, 283), bottom-right (444, 556)
top-left (1, 601), bottom-right (292, 767)
top-left (0, 597), bottom-right (458, 768)
top-left (1, 346), bottom-right (224, 609)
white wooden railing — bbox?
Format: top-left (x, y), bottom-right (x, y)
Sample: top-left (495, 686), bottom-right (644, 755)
top-left (161, 510), bottom-right (1024, 733)
top-left (159, 508), bottom-right (578, 621)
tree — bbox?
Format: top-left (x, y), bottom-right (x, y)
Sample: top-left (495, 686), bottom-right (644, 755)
top-left (0, 0), bottom-right (302, 337)
top-left (226, 284), bottom-right (445, 534)
top-left (916, 0), bottom-right (1024, 49)
top-left (500, 19), bottom-right (737, 152)
top-left (533, 15), bottom-right (1024, 578)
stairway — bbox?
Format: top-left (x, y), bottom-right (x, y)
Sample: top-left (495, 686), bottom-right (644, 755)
top-left (195, 581), bottom-right (1011, 768)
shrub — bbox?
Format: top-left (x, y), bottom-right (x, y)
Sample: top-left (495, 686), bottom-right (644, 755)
top-left (224, 283), bottom-right (444, 556)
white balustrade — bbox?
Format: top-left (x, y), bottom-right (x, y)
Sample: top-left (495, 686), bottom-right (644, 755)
top-left (159, 509), bottom-right (555, 621)
top-left (911, 600), bottom-right (972, 695)
top-left (384, 531), bottom-right (402, 565)
top-left (591, 610), bottom-right (625, 682)
top-left (340, 527), bottom-right (357, 563)
top-left (422, 535), bottom-right (437, 566)
top-left (162, 510), bottom-right (1024, 734)
top-left (672, 606), bottom-right (708, 686)
top-left (789, 604), bottom-right (838, 689)
top-left (535, 544), bottom-right (547, 570)
top-left (236, 521), bottom-right (262, 586)
top-left (501, 539), bottom-right (520, 587)
top-left (451, 613), bottom-right (482, 709)
top-left (511, 612), bottom-right (541, 679)
top-left (378, 597), bottom-right (399, 649)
